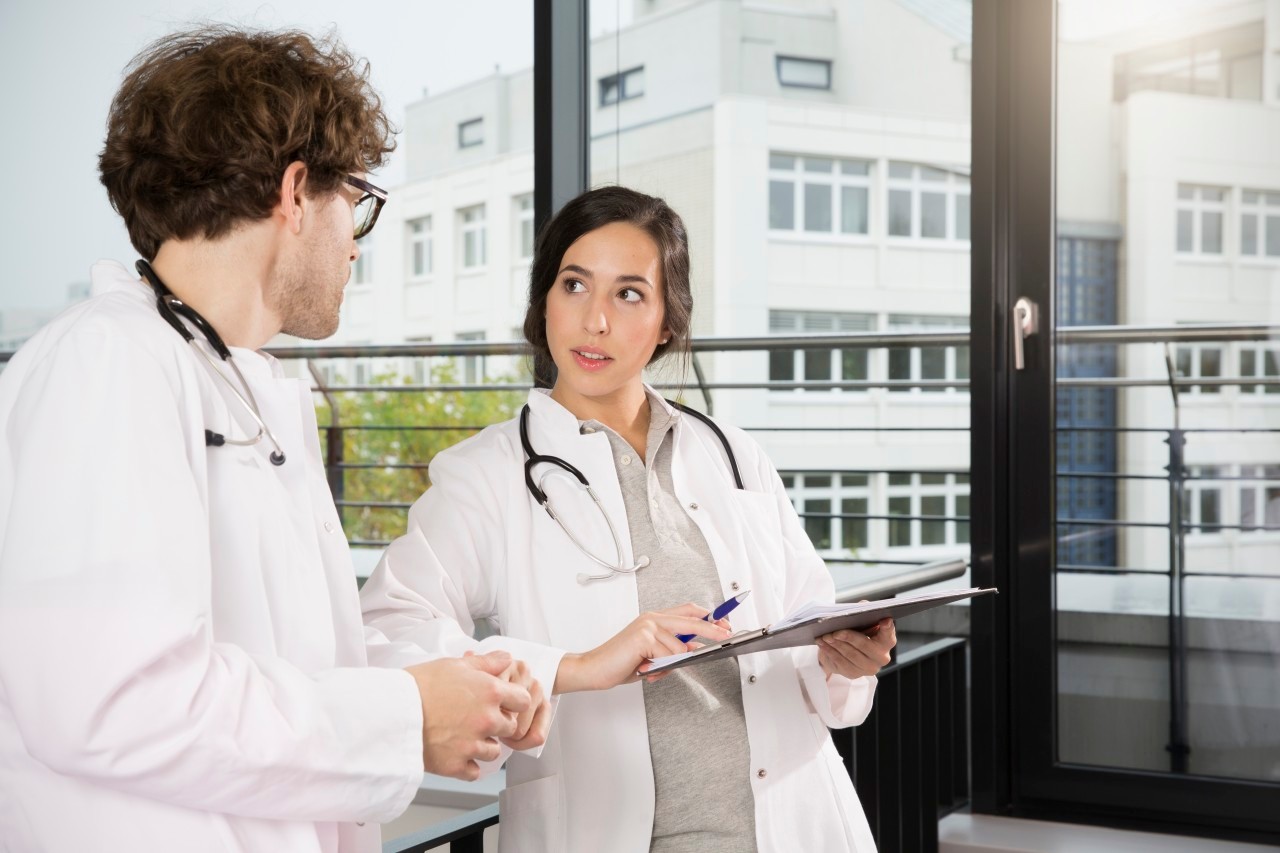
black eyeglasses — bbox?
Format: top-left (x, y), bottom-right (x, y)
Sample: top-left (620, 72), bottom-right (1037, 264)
top-left (346, 174), bottom-right (388, 240)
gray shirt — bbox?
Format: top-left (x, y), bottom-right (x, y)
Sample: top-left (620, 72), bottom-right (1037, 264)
top-left (581, 395), bottom-right (757, 853)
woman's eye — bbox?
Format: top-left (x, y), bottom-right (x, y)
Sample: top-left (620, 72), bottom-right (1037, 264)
top-left (619, 288), bottom-right (642, 303)
top-left (564, 279), bottom-right (586, 293)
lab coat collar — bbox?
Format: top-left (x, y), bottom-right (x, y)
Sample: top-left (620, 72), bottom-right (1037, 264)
top-left (523, 384), bottom-right (682, 434)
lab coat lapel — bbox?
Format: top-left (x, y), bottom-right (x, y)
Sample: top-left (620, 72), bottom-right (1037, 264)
top-left (523, 391), bottom-right (641, 646)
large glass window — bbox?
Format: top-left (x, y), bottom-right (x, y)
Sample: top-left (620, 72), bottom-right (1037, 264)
top-left (769, 311), bottom-right (874, 390)
top-left (1175, 184), bottom-right (1226, 255)
top-left (1239, 190), bottom-right (1280, 259)
top-left (407, 217), bottom-right (432, 279)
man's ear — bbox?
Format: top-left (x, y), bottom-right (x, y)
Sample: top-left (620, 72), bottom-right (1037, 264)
top-left (278, 161), bottom-right (309, 235)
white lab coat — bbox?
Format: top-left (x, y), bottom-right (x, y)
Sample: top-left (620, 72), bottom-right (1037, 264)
top-left (361, 389), bottom-right (879, 853)
top-left (0, 261), bottom-right (423, 852)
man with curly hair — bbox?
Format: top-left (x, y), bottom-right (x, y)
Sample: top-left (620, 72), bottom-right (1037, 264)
top-left (0, 27), bottom-right (548, 851)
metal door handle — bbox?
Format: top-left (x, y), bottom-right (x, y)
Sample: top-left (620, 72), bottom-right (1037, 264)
top-left (1013, 297), bottom-right (1039, 370)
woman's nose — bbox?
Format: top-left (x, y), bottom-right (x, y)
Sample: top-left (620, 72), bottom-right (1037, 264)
top-left (583, 300), bottom-right (609, 336)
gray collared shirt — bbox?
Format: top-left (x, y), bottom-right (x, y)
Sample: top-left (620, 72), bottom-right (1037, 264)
top-left (580, 394), bottom-right (757, 852)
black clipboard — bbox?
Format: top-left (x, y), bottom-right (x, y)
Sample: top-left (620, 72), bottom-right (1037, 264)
top-left (645, 586), bottom-right (997, 674)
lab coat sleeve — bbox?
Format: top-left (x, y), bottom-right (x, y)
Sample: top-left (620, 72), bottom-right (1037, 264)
top-left (0, 321), bottom-right (422, 824)
top-left (752, 440), bottom-right (877, 729)
top-left (361, 442), bottom-right (566, 769)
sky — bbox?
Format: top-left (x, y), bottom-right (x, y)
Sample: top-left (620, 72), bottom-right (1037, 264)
top-left (0, 0), bottom-right (624, 312)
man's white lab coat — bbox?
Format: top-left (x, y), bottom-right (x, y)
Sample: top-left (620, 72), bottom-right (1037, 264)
top-left (0, 261), bottom-right (423, 852)
top-left (361, 390), bottom-right (879, 853)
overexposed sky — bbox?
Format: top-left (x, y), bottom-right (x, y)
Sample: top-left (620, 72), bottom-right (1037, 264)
top-left (0, 0), bottom-right (626, 311)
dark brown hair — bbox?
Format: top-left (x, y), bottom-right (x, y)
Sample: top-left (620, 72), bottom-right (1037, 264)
top-left (99, 26), bottom-right (395, 259)
top-left (523, 186), bottom-right (692, 387)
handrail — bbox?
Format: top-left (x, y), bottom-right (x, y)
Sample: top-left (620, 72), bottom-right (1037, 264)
top-left (834, 557), bottom-right (968, 603)
top-left (3, 323), bottom-right (1277, 364)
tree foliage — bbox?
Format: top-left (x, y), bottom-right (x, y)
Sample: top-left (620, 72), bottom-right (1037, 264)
top-left (315, 360), bottom-right (524, 544)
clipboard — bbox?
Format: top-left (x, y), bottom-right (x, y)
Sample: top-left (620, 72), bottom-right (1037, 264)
top-left (645, 586), bottom-right (997, 674)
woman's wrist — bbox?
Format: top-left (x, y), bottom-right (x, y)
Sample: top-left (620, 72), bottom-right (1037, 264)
top-left (554, 652), bottom-right (590, 694)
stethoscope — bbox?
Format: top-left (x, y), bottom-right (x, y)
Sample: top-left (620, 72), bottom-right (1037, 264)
top-left (520, 399), bottom-right (744, 583)
top-left (136, 259), bottom-right (287, 466)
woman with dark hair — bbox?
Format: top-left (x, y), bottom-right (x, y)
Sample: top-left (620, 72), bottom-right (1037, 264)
top-left (362, 186), bottom-right (895, 853)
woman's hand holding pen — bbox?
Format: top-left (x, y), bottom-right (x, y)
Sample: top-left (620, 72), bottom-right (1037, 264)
top-left (552, 603), bottom-right (732, 694)
top-left (816, 615), bottom-right (897, 681)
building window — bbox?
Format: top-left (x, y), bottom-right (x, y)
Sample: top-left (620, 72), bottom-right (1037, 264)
top-left (1175, 343), bottom-right (1224, 394)
top-left (1239, 465), bottom-right (1280, 532)
top-left (599, 66), bottom-right (644, 106)
top-left (353, 246), bottom-right (373, 285)
top-left (1239, 344), bottom-right (1280, 395)
top-left (1183, 466), bottom-right (1225, 536)
top-left (1176, 184), bottom-right (1226, 255)
top-left (459, 205), bottom-right (487, 269)
top-left (782, 472), bottom-right (871, 555)
top-left (458, 118), bottom-right (484, 149)
top-left (1240, 189), bottom-right (1280, 258)
top-left (768, 154), bottom-right (872, 235)
top-left (457, 331), bottom-right (486, 385)
top-left (887, 162), bottom-right (970, 241)
top-left (405, 336), bottom-right (433, 386)
top-left (407, 217), bottom-right (432, 279)
top-left (886, 473), bottom-right (971, 548)
top-left (887, 315), bottom-right (969, 394)
top-left (768, 311), bottom-right (875, 391)
top-left (776, 56), bottom-right (832, 90)
top-left (516, 194), bottom-right (535, 260)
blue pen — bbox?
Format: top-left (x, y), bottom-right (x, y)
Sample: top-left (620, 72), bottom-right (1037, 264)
top-left (676, 590), bottom-right (751, 643)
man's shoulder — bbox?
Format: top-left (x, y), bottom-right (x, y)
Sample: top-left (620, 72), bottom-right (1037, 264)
top-left (6, 270), bottom-right (179, 377)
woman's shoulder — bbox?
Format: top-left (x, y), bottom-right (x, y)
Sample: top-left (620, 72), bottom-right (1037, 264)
top-left (428, 413), bottom-right (523, 474)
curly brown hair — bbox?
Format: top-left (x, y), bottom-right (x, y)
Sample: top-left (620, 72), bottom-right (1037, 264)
top-left (99, 26), bottom-right (396, 259)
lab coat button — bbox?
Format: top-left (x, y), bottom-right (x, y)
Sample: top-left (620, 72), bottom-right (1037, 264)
top-left (731, 581), bottom-right (741, 591)
top-left (688, 502), bottom-right (699, 511)
top-left (324, 521), bottom-right (334, 533)
top-left (748, 675), bottom-right (758, 684)
top-left (756, 769), bottom-right (767, 779)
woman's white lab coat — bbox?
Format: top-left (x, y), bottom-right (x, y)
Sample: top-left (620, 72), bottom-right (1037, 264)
top-left (361, 389), bottom-right (879, 853)
top-left (0, 262), bottom-right (423, 852)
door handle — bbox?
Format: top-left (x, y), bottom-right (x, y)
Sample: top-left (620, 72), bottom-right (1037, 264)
top-left (1013, 297), bottom-right (1039, 370)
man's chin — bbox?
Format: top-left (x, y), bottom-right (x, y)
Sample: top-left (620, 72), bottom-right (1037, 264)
top-left (280, 312), bottom-right (342, 341)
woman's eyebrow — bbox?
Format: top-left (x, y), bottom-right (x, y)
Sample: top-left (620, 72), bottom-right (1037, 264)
top-left (559, 264), bottom-right (593, 278)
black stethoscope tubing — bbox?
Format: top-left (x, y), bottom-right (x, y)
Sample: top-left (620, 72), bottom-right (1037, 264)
top-left (136, 259), bottom-right (287, 466)
top-left (519, 398), bottom-right (744, 504)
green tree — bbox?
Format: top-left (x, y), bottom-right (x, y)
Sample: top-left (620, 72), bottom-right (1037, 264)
top-left (315, 360), bottom-right (524, 544)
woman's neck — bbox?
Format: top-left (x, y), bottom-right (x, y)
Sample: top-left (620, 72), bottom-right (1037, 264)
top-left (550, 382), bottom-right (651, 458)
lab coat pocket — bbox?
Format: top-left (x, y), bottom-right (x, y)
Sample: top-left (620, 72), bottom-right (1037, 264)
top-left (497, 773), bottom-right (563, 853)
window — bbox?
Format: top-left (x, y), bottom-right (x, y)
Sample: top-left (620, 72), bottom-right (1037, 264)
top-left (407, 217), bottom-right (432, 279)
top-left (776, 56), bottom-right (832, 90)
top-left (353, 246), bottom-right (373, 285)
top-left (887, 315), bottom-right (969, 394)
top-left (459, 205), bottom-right (487, 269)
top-left (885, 473), bottom-right (970, 548)
top-left (768, 154), bottom-right (872, 236)
top-left (406, 336), bottom-right (433, 386)
top-left (515, 194), bottom-right (535, 260)
top-left (457, 331), bottom-right (486, 385)
top-left (599, 66), bottom-right (644, 106)
top-left (768, 311), bottom-right (875, 391)
top-left (887, 162), bottom-right (970, 241)
top-left (1239, 189), bottom-right (1280, 259)
top-left (458, 117), bottom-right (484, 149)
top-left (1175, 343), bottom-right (1224, 394)
top-left (783, 473), bottom-right (871, 555)
top-left (1239, 465), bottom-right (1280, 532)
top-left (1175, 184), bottom-right (1226, 255)
top-left (1239, 344), bottom-right (1280, 395)
top-left (1183, 466), bottom-right (1225, 536)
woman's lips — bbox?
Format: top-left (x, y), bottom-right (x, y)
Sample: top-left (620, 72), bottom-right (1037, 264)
top-left (571, 349), bottom-right (612, 371)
